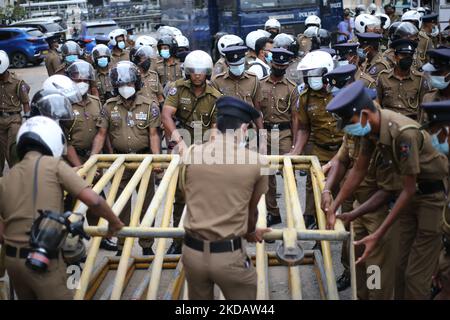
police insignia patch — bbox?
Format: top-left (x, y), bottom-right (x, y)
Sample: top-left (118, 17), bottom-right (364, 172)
top-left (169, 87), bottom-right (177, 96)
top-left (297, 83), bottom-right (306, 94)
top-left (399, 143), bottom-right (411, 159)
top-left (369, 66), bottom-right (377, 75)
top-left (151, 106), bottom-right (160, 117)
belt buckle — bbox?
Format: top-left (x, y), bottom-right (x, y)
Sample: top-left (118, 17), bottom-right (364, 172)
top-left (230, 239), bottom-right (235, 251)
top-left (272, 124), bottom-right (279, 131)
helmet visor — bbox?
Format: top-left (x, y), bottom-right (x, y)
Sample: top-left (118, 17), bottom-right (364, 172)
top-left (36, 94), bottom-right (74, 120)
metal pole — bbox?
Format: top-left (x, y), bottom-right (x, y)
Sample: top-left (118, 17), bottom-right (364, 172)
top-left (349, 222), bottom-right (357, 300)
top-left (256, 196), bottom-right (269, 300)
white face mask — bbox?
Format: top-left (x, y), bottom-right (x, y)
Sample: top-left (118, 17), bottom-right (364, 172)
top-left (308, 77), bottom-right (323, 91)
top-left (76, 82), bottom-right (89, 96)
top-left (118, 86), bottom-right (136, 99)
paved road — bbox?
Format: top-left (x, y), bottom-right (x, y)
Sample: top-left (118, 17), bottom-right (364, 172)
top-left (6, 64), bottom-right (352, 300)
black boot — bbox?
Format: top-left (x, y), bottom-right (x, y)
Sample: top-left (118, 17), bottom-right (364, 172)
top-left (267, 213), bottom-right (282, 227)
top-left (166, 242), bottom-right (182, 255)
top-left (336, 271), bottom-right (351, 291)
top-left (142, 247), bottom-right (154, 256)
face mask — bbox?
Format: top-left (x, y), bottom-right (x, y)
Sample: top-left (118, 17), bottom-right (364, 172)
top-left (271, 66), bottom-right (286, 77)
top-left (229, 63), bottom-right (245, 77)
top-left (330, 86), bottom-right (341, 96)
top-left (430, 75), bottom-right (450, 90)
top-left (265, 52), bottom-right (273, 63)
top-left (432, 132), bottom-right (449, 155)
top-left (65, 55), bottom-right (78, 64)
top-left (76, 82), bottom-right (89, 96)
top-left (337, 60), bottom-right (349, 68)
top-left (398, 56), bottom-right (413, 71)
top-left (430, 25), bottom-right (439, 37)
top-left (308, 77), bottom-right (323, 91)
top-left (140, 60), bottom-right (151, 72)
top-left (269, 31), bottom-right (278, 39)
top-left (97, 57), bottom-right (109, 68)
top-left (357, 48), bottom-right (367, 61)
top-left (118, 86), bottom-right (136, 99)
top-left (343, 114), bottom-right (371, 136)
top-left (117, 41), bottom-right (126, 50)
top-left (160, 49), bottom-right (171, 59)
top-left (56, 44), bottom-right (62, 53)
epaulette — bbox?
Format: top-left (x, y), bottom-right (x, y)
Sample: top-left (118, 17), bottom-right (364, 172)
top-left (87, 94), bottom-right (101, 102)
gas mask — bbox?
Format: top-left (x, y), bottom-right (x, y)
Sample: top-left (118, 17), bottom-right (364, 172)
top-left (26, 210), bottom-right (89, 272)
top-left (118, 85), bottom-right (136, 99)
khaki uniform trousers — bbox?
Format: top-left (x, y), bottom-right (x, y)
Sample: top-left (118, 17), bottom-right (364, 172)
top-left (265, 129), bottom-right (293, 216)
top-left (395, 191), bottom-right (446, 300)
top-left (353, 202), bottom-right (398, 300)
top-left (0, 114), bottom-right (21, 170)
top-left (182, 243), bottom-right (257, 300)
top-left (5, 252), bottom-right (72, 300)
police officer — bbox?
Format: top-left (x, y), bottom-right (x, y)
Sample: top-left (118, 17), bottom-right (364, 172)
top-left (54, 40), bottom-right (82, 75)
top-left (259, 48), bottom-right (298, 226)
top-left (181, 96), bottom-right (269, 300)
top-left (297, 15), bottom-right (321, 57)
top-left (402, 10), bottom-right (431, 66)
top-left (245, 30), bottom-right (270, 68)
top-left (273, 33), bottom-right (302, 85)
top-left (384, 4), bottom-right (400, 24)
top-left (291, 51), bottom-right (343, 228)
top-left (356, 32), bottom-right (390, 80)
top-left (92, 61), bottom-right (161, 256)
top-left (151, 35), bottom-right (183, 88)
top-left (333, 42), bottom-right (376, 88)
top-left (92, 44), bottom-right (114, 105)
top-left (248, 37), bottom-right (273, 80)
top-left (130, 45), bottom-right (164, 105)
top-left (44, 35), bottom-right (63, 77)
top-left (383, 22), bottom-right (421, 71)
top-left (326, 80), bottom-right (449, 300)
top-left (108, 29), bottom-right (130, 66)
top-left (265, 18), bottom-right (281, 39)
top-left (0, 50), bottom-right (30, 171)
top-left (162, 50), bottom-right (222, 254)
top-left (377, 39), bottom-right (431, 120)
top-left (0, 115), bottom-right (123, 300)
top-left (421, 13), bottom-right (440, 49)
top-left (211, 46), bottom-right (263, 130)
top-left (421, 100), bottom-right (450, 300)
top-left (212, 35), bottom-right (244, 78)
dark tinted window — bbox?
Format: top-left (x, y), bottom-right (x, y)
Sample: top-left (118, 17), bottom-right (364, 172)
top-left (43, 23), bottom-right (64, 32)
top-left (240, 0), bottom-right (316, 10)
top-left (0, 31), bottom-right (11, 41)
top-left (86, 24), bottom-right (118, 36)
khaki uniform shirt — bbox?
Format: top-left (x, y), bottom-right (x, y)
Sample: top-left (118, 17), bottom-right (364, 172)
top-left (140, 69), bottom-right (164, 102)
top-left (286, 57), bottom-right (303, 85)
top-left (297, 88), bottom-right (343, 147)
top-left (417, 31), bottom-right (433, 65)
top-left (336, 134), bottom-right (361, 169)
top-left (363, 51), bottom-right (390, 81)
top-left (111, 49), bottom-right (130, 67)
top-left (95, 68), bottom-right (114, 105)
top-left (259, 76), bottom-right (298, 124)
top-left (212, 57), bottom-right (228, 78)
top-left (244, 54), bottom-right (256, 70)
top-left (164, 79), bottom-right (222, 141)
top-left (60, 94), bottom-right (104, 151)
top-left (44, 49), bottom-right (63, 77)
top-left (150, 57), bottom-right (183, 87)
top-left (54, 62), bottom-right (68, 75)
top-left (0, 71), bottom-right (29, 112)
top-left (103, 94), bottom-right (161, 153)
top-left (376, 68), bottom-right (430, 119)
top-left (382, 48), bottom-right (423, 71)
top-left (355, 68), bottom-right (376, 88)
top-left (0, 151), bottom-right (88, 246)
top-left (183, 134), bottom-right (268, 241)
top-left (211, 71), bottom-right (262, 108)
top-left (360, 109), bottom-right (448, 181)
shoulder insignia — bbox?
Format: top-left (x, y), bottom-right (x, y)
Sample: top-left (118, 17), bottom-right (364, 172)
top-left (150, 103), bottom-right (160, 117)
top-left (286, 78), bottom-right (297, 88)
top-left (20, 81), bottom-right (30, 93)
top-left (369, 66), bottom-right (377, 75)
top-left (168, 87), bottom-right (177, 96)
top-left (298, 83), bottom-right (307, 95)
top-left (398, 142), bottom-right (411, 160)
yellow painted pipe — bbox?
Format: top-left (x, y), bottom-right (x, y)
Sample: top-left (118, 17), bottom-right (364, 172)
top-left (350, 222), bottom-right (357, 300)
top-left (256, 196), bottom-right (269, 300)
top-left (283, 158), bottom-right (306, 230)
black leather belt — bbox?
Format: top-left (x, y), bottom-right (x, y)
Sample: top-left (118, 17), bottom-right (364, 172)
top-left (315, 142), bottom-right (342, 151)
top-left (184, 233), bottom-right (242, 253)
top-left (0, 111), bottom-right (20, 117)
top-left (263, 122), bottom-right (291, 131)
top-left (5, 245), bottom-right (59, 259)
top-left (416, 180), bottom-right (446, 195)
top-left (113, 148), bottom-right (150, 154)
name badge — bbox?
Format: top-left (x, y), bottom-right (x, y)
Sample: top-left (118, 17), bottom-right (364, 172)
top-left (135, 112), bottom-right (148, 121)
top-left (180, 97), bottom-right (191, 104)
top-left (111, 111), bottom-right (121, 120)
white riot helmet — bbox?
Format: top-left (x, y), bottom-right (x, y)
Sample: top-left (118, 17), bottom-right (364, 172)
top-left (108, 28), bottom-right (127, 46)
top-left (305, 15), bottom-right (321, 28)
top-left (0, 50), bottom-right (9, 74)
top-left (376, 13), bottom-right (391, 30)
top-left (43, 75), bottom-right (83, 104)
top-left (265, 18), bottom-right (281, 31)
top-left (157, 26), bottom-right (175, 39)
top-left (355, 13), bottom-right (381, 33)
top-left (402, 10), bottom-right (423, 29)
top-left (368, 3), bottom-right (377, 15)
top-left (16, 116), bottom-right (66, 159)
top-left (416, 7), bottom-right (426, 16)
top-left (297, 50), bottom-right (334, 73)
top-left (134, 35), bottom-right (158, 49)
top-left (169, 27), bottom-right (183, 37)
top-left (175, 35), bottom-right (190, 49)
top-left (183, 50), bottom-right (213, 76)
top-left (217, 34), bottom-right (244, 56)
top-left (246, 30), bottom-right (269, 51)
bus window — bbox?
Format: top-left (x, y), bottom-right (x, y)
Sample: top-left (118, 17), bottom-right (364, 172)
top-left (240, 0), bottom-right (316, 10)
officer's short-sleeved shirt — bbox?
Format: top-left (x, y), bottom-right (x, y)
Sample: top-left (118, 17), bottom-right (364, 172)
top-left (183, 134), bottom-right (268, 241)
top-left (110, 49), bottom-right (130, 67)
top-left (376, 68), bottom-right (430, 119)
top-left (297, 89), bottom-right (344, 146)
top-left (103, 94), bottom-right (161, 153)
top-left (360, 109), bottom-right (448, 180)
top-left (150, 57), bottom-right (183, 87)
top-left (95, 68), bottom-right (114, 104)
top-left (336, 134), bottom-right (361, 168)
top-left (355, 68), bottom-right (376, 89)
top-left (362, 51), bottom-right (390, 81)
top-left (0, 71), bottom-right (29, 112)
top-left (417, 31), bottom-right (434, 64)
top-left (45, 49), bottom-right (63, 77)
top-left (0, 151), bottom-right (89, 245)
top-left (60, 94), bottom-right (105, 151)
top-left (211, 57), bottom-right (228, 78)
top-left (259, 76), bottom-right (298, 124)
top-left (211, 71), bottom-right (262, 108)
top-left (140, 69), bottom-right (163, 102)
top-left (286, 57), bottom-right (303, 85)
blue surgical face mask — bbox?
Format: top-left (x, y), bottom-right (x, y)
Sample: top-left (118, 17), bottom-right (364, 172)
top-left (229, 63), bottom-right (245, 76)
top-left (265, 51), bottom-right (273, 63)
top-left (432, 131), bottom-right (449, 155)
top-left (357, 48), bottom-right (367, 61)
top-left (430, 75), bottom-right (450, 90)
top-left (97, 57), bottom-right (109, 68)
top-left (308, 77), bottom-right (323, 91)
top-left (160, 49), bottom-right (171, 59)
top-left (330, 86), bottom-right (341, 96)
top-left (337, 60), bottom-right (349, 68)
top-left (343, 113), bottom-right (371, 136)
top-left (117, 41), bottom-right (126, 50)
top-left (65, 55), bottom-right (78, 64)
